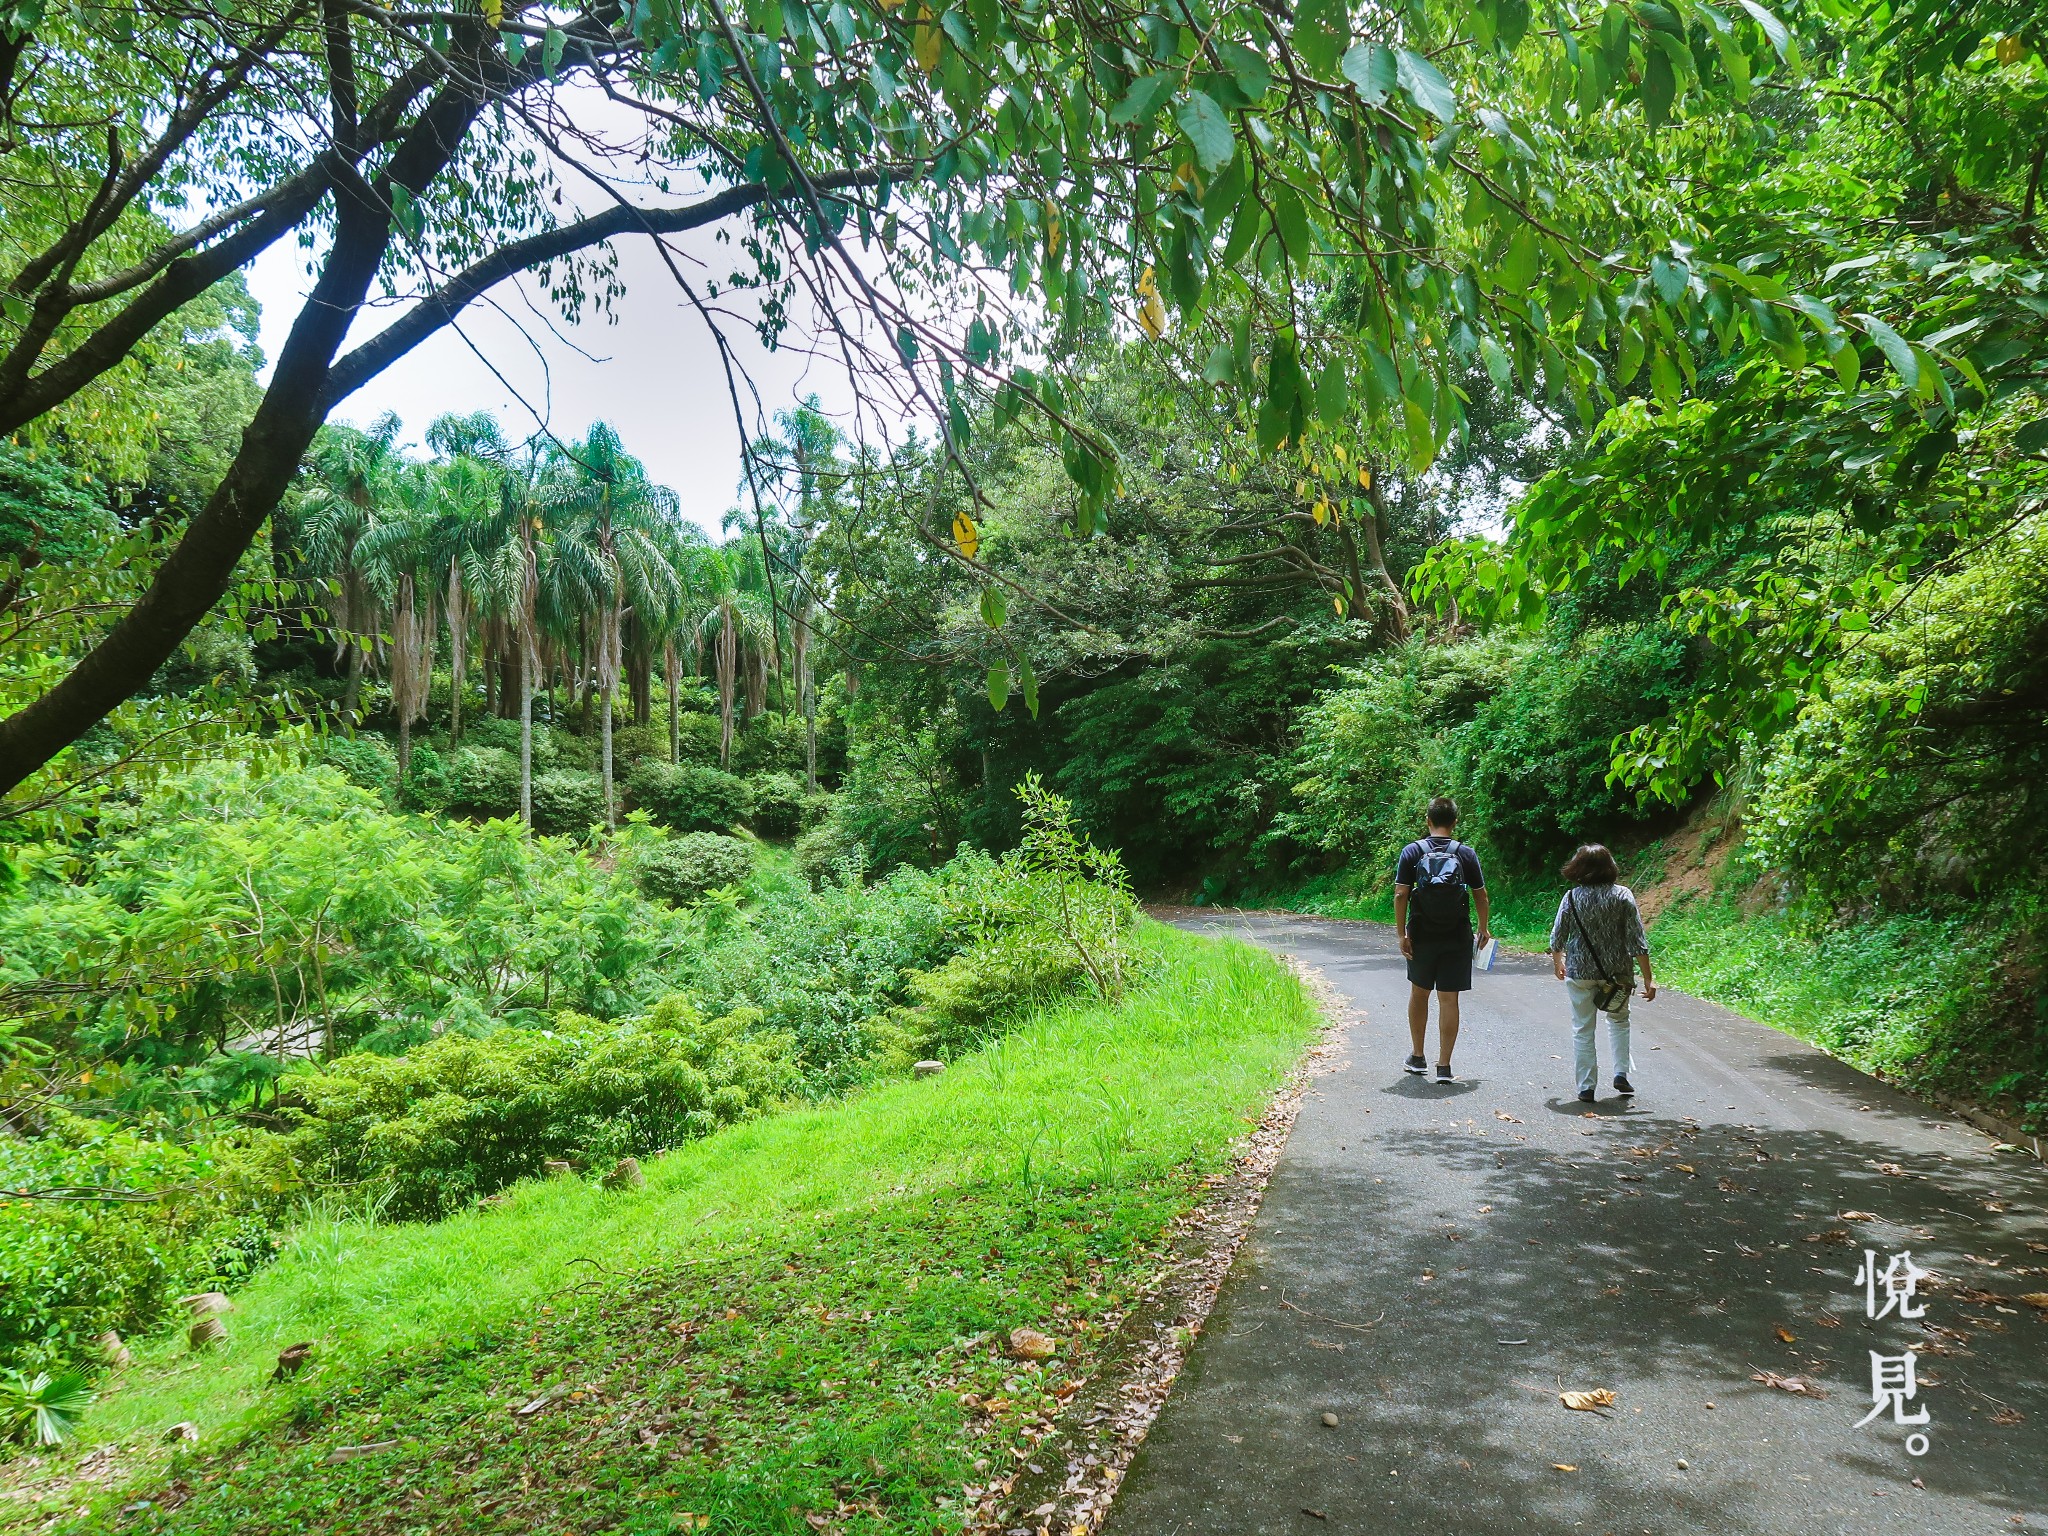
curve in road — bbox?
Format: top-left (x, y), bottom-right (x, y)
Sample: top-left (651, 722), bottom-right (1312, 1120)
top-left (1100, 912), bottom-right (2048, 1536)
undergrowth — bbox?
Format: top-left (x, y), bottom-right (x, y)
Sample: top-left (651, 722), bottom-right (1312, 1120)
top-left (0, 924), bottom-right (1319, 1533)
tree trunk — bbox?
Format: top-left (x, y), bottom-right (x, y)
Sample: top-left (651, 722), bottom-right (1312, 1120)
top-left (600, 607), bottom-right (618, 829)
top-left (665, 641), bottom-right (680, 764)
top-left (717, 605), bottom-right (736, 768)
top-left (520, 657), bottom-right (534, 831)
top-left (629, 634), bottom-right (651, 725)
top-left (0, 76), bottom-right (490, 799)
top-left (343, 640), bottom-right (364, 736)
top-left (1360, 472), bottom-right (1412, 640)
top-left (447, 563), bottom-right (466, 748)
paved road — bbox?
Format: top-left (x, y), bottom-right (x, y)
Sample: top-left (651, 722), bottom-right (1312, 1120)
top-left (1102, 913), bottom-right (2048, 1536)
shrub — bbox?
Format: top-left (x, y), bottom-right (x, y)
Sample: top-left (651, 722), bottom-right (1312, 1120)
top-left (286, 1010), bottom-right (795, 1219)
top-left (530, 770), bottom-right (605, 835)
top-left (626, 760), bottom-right (752, 832)
top-left (613, 723), bottom-right (664, 764)
top-left (635, 833), bottom-right (754, 905)
top-left (320, 736), bottom-right (398, 800)
top-left (446, 746), bottom-right (521, 820)
top-left (795, 818), bottom-right (863, 886)
top-left (731, 715), bottom-right (806, 775)
top-left (747, 772), bottom-right (806, 838)
top-left (399, 742), bottom-right (453, 813)
top-left (800, 790), bottom-right (836, 830)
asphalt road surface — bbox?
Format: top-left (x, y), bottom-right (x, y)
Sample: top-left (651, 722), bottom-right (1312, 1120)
top-left (1100, 912), bottom-right (2048, 1536)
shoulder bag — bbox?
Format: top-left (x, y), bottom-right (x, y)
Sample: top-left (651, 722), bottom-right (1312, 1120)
top-left (1566, 890), bottom-right (1633, 1013)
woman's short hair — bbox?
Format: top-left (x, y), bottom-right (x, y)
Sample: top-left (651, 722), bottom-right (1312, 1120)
top-left (1562, 844), bottom-right (1620, 885)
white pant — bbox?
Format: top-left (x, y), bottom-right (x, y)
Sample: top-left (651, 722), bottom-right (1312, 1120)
top-left (1567, 979), bottom-right (1632, 1094)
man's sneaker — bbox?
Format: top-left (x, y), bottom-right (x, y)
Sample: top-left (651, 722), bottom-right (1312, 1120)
top-left (1613, 1075), bottom-right (1635, 1096)
top-left (1434, 1063), bottom-right (1455, 1084)
top-left (1577, 1088), bottom-right (1597, 1104)
top-left (1403, 1055), bottom-right (1427, 1075)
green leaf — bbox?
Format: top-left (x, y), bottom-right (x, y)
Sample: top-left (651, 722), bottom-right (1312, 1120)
top-left (0, 294), bottom-right (27, 325)
top-left (1499, 226), bottom-right (1539, 293)
top-left (1017, 654), bottom-right (1039, 718)
top-left (2014, 420), bottom-right (2048, 456)
top-left (1735, 0), bottom-right (1793, 63)
top-left (1316, 358), bottom-right (1350, 426)
top-left (1649, 343), bottom-right (1682, 405)
top-left (1294, 0), bottom-right (1349, 75)
top-left (987, 663), bottom-right (1010, 712)
top-left (980, 585), bottom-right (1007, 629)
top-left (1214, 41), bottom-right (1272, 102)
top-left (1855, 313), bottom-right (1919, 390)
top-left (1497, 0), bottom-right (1530, 52)
top-left (1109, 73), bottom-right (1173, 126)
top-left (1650, 254), bottom-right (1688, 304)
top-left (1340, 42), bottom-right (1397, 105)
top-left (1479, 334), bottom-right (1513, 390)
top-left (1642, 47), bottom-right (1676, 128)
top-left (1269, 181), bottom-right (1312, 266)
top-left (1202, 341), bottom-right (1237, 384)
top-left (542, 24), bottom-right (566, 77)
top-left (1175, 91), bottom-right (1236, 174)
top-left (1395, 49), bottom-right (1457, 121)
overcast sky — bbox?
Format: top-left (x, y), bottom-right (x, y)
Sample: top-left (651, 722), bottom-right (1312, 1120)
top-left (245, 226), bottom-right (874, 535)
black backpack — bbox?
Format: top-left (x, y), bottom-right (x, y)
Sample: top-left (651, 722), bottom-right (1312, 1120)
top-left (1410, 840), bottom-right (1471, 930)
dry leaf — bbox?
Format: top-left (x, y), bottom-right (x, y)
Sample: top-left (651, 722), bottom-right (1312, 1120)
top-left (1560, 1389), bottom-right (1616, 1412)
top-left (1840, 1210), bottom-right (1878, 1222)
top-left (1553, 1463), bottom-right (1578, 1472)
top-left (1991, 1407), bottom-right (2025, 1426)
top-left (1008, 1327), bottom-right (1057, 1360)
top-left (2018, 1294), bottom-right (2048, 1311)
top-left (1675, 1164), bottom-right (1696, 1175)
top-left (1873, 1162), bottom-right (1906, 1176)
top-left (1775, 1327), bottom-right (1797, 1344)
top-left (1751, 1370), bottom-right (1825, 1397)
top-left (1494, 1111), bottom-right (1522, 1123)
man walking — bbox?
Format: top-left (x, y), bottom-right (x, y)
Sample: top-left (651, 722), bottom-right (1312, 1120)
top-left (1394, 797), bottom-right (1491, 1083)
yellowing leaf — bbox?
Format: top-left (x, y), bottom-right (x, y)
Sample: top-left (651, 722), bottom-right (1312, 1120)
top-left (482, 0), bottom-right (502, 25)
top-left (952, 511), bottom-right (980, 559)
top-left (1136, 266), bottom-right (1167, 339)
top-left (1996, 33), bottom-right (2024, 64)
top-left (912, 8), bottom-right (942, 71)
top-left (1312, 499), bottom-right (1329, 526)
top-left (1775, 1327), bottom-right (1797, 1343)
top-left (1356, 465), bottom-right (1372, 489)
top-left (1332, 594), bottom-right (1347, 615)
top-left (1560, 1389), bottom-right (1616, 1412)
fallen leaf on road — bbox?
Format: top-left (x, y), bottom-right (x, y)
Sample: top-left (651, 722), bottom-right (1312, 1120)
top-left (1675, 1164), bottom-right (1697, 1175)
top-left (1495, 1111), bottom-right (1522, 1123)
top-left (2018, 1294), bottom-right (2048, 1311)
top-left (1991, 1407), bottom-right (2025, 1426)
top-left (1872, 1162), bottom-right (1906, 1176)
top-left (1751, 1370), bottom-right (1825, 1397)
top-left (1775, 1327), bottom-right (1797, 1343)
top-left (1552, 1464), bottom-right (1578, 1472)
top-left (1301, 1508), bottom-right (1327, 1520)
top-left (1840, 1210), bottom-right (1878, 1222)
top-left (1815, 1311), bottom-right (1842, 1327)
top-left (1560, 1390), bottom-right (1616, 1413)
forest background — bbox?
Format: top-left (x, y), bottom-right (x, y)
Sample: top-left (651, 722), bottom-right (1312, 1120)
top-left (0, 0), bottom-right (2042, 1510)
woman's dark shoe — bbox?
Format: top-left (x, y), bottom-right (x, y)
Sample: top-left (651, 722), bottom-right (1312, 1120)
top-left (1404, 1054), bottom-right (1427, 1076)
top-left (1577, 1088), bottom-right (1597, 1104)
top-left (1613, 1075), bottom-right (1635, 1096)
top-left (1434, 1063), bottom-right (1455, 1084)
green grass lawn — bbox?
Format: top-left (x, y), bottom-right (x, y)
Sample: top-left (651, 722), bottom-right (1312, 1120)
top-left (4, 921), bottom-right (1319, 1535)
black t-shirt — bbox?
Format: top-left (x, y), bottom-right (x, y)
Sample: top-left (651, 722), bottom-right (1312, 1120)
top-left (1396, 836), bottom-right (1486, 941)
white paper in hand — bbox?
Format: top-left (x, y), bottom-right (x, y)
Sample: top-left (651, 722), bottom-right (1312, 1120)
top-left (1475, 936), bottom-right (1500, 973)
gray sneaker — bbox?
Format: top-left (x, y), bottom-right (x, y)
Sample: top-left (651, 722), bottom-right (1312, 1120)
top-left (1403, 1054), bottom-right (1427, 1075)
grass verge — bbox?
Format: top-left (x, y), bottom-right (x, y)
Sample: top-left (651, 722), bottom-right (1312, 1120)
top-left (1, 921), bottom-right (1320, 1534)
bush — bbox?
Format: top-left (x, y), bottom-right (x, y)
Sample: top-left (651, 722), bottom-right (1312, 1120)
top-left (747, 772), bottom-right (806, 838)
top-left (612, 723), bottom-right (664, 764)
top-left (795, 818), bottom-right (863, 886)
top-left (530, 770), bottom-right (605, 835)
top-left (286, 1009), bottom-right (796, 1220)
top-left (731, 715), bottom-right (806, 776)
top-left (626, 760), bottom-right (752, 832)
top-left (635, 832), bottom-right (755, 905)
top-left (399, 742), bottom-right (453, 813)
top-left (320, 736), bottom-right (397, 800)
top-left (446, 746), bottom-right (521, 820)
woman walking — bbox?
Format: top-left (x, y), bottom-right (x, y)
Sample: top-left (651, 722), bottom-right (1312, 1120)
top-left (1548, 844), bottom-right (1655, 1104)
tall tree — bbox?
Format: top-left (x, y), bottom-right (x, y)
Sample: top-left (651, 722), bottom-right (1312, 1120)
top-left (297, 413), bottom-right (406, 733)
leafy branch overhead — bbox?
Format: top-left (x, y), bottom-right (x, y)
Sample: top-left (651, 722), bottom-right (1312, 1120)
top-left (1, 0), bottom-right (1806, 795)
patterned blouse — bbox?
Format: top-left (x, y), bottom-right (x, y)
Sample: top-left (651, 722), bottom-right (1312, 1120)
top-left (1548, 883), bottom-right (1650, 981)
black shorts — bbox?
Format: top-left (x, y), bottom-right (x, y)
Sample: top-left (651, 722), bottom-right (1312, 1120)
top-left (1407, 937), bottom-right (1474, 993)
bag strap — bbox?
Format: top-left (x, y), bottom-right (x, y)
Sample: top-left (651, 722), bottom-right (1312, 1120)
top-left (1566, 890), bottom-right (1621, 987)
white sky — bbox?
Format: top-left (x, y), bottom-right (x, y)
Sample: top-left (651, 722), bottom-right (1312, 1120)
top-left (245, 226), bottom-right (871, 534)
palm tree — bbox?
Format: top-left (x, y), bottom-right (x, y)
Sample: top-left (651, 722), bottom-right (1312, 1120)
top-left (299, 413), bottom-right (405, 733)
top-left (424, 412), bottom-right (510, 748)
top-left (691, 541), bottom-right (775, 769)
top-left (355, 466), bottom-right (443, 782)
top-left (543, 423), bottom-right (685, 827)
